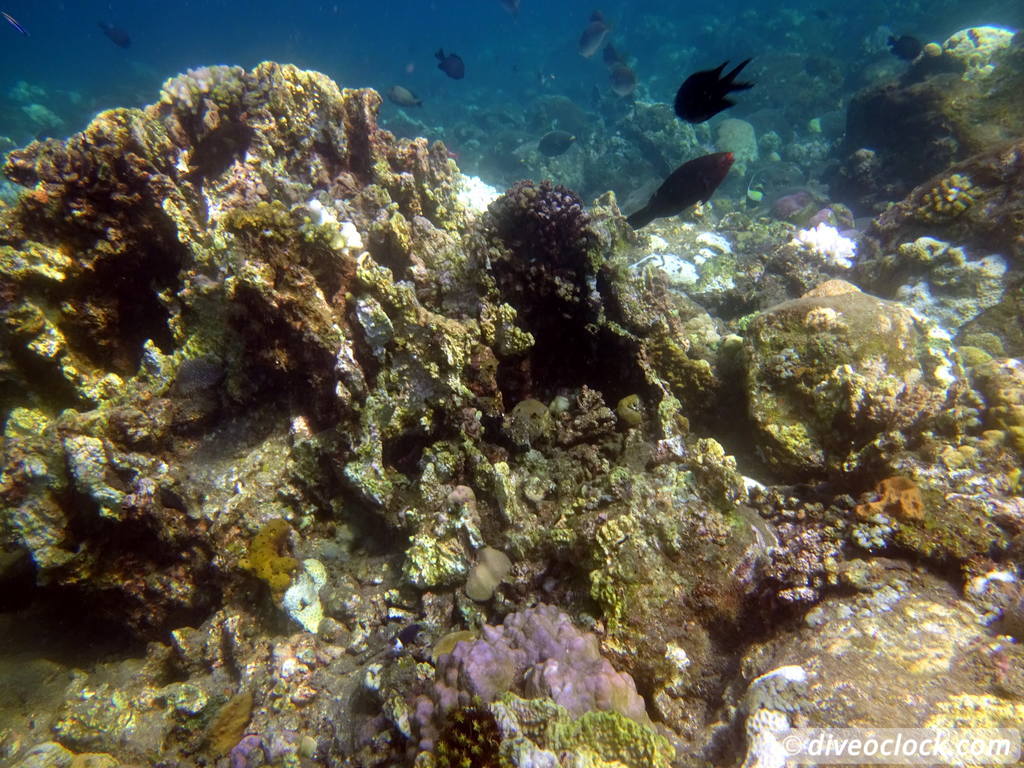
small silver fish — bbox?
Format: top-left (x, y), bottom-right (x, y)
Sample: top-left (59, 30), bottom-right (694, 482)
top-left (2, 11), bottom-right (29, 36)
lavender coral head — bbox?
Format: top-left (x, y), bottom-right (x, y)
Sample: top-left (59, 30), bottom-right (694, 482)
top-left (416, 604), bottom-right (650, 749)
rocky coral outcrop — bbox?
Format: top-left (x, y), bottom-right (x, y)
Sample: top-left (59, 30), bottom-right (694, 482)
top-left (730, 566), bottom-right (1022, 768)
top-left (742, 284), bottom-right (964, 479)
top-left (832, 27), bottom-right (1024, 212)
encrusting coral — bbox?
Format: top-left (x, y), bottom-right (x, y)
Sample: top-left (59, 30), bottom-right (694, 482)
top-left (237, 519), bottom-right (298, 596)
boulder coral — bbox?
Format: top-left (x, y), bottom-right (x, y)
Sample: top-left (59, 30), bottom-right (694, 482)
top-left (743, 285), bottom-right (964, 479)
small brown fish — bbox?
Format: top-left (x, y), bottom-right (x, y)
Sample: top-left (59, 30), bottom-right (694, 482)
top-left (538, 130), bottom-right (576, 157)
top-left (608, 62), bottom-right (636, 96)
top-left (578, 11), bottom-right (609, 58)
top-left (627, 152), bottom-right (734, 228)
top-left (386, 85), bottom-right (422, 107)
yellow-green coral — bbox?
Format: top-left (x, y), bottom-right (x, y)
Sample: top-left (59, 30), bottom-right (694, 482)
top-left (485, 693), bottom-right (673, 768)
top-left (222, 200), bottom-right (296, 242)
top-left (431, 704), bottom-right (503, 768)
top-left (616, 394), bottom-right (644, 427)
top-left (403, 531), bottom-right (469, 589)
top-left (549, 709), bottom-right (674, 768)
top-left (916, 173), bottom-right (977, 221)
top-left (238, 518), bottom-right (298, 595)
top-left (643, 332), bottom-right (717, 415)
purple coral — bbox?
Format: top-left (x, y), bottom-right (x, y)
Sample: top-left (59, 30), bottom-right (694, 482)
top-left (229, 734), bottom-right (269, 768)
top-left (229, 731), bottom-right (305, 768)
top-left (483, 180), bottom-right (595, 269)
top-left (416, 604), bottom-right (649, 748)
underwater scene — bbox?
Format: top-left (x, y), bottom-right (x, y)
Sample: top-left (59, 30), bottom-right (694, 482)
top-left (3, 0), bottom-right (1024, 766)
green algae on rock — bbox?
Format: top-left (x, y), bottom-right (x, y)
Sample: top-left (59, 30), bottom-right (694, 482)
top-left (743, 285), bottom-right (964, 479)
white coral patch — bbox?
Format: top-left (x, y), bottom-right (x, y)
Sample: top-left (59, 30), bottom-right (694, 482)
top-left (791, 223), bottom-right (857, 269)
top-left (631, 252), bottom-right (699, 286)
top-left (457, 174), bottom-right (501, 214)
top-left (339, 220), bottom-right (363, 250)
top-left (283, 558), bottom-right (327, 633)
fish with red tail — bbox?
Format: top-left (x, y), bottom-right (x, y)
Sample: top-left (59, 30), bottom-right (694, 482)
top-left (627, 152), bottom-right (734, 229)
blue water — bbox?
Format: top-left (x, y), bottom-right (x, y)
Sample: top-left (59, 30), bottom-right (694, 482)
top-left (0, 0), bottom-right (1021, 174)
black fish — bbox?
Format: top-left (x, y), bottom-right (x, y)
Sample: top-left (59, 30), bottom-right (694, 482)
top-left (627, 151), bottom-right (734, 229)
top-left (397, 623), bottom-right (424, 645)
top-left (501, 0), bottom-right (520, 15)
top-left (538, 130), bottom-right (576, 157)
top-left (436, 48), bottom-right (465, 79)
top-left (674, 59), bottom-right (753, 124)
top-left (887, 35), bottom-right (923, 61)
top-left (98, 21), bottom-right (131, 48)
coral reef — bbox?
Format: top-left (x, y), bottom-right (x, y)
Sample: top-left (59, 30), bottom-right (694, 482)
top-left (916, 173), bottom-right (978, 221)
top-left (429, 704), bottom-right (501, 768)
top-left (238, 519), bottom-right (298, 596)
top-left (415, 604), bottom-right (649, 741)
top-left (2, 54), bottom-right (1023, 768)
top-left (788, 222), bottom-right (856, 269)
top-left (410, 605), bottom-right (675, 767)
top-left (853, 139), bottom-right (1023, 355)
top-left (731, 566), bottom-right (1022, 768)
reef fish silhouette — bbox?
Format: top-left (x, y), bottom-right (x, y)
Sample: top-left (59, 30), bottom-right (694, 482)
top-left (436, 48), bottom-right (465, 79)
top-left (674, 59), bottom-right (753, 123)
top-left (627, 152), bottom-right (734, 229)
top-left (887, 34), bottom-right (923, 61)
top-left (538, 130), bottom-right (576, 156)
top-left (98, 21), bottom-right (131, 48)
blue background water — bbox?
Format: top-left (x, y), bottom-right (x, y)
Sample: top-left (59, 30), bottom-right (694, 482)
top-left (0, 0), bottom-right (1021, 169)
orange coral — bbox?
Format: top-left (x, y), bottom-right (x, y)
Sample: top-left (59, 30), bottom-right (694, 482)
top-left (854, 476), bottom-right (925, 521)
top-left (28, 185), bottom-right (49, 205)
